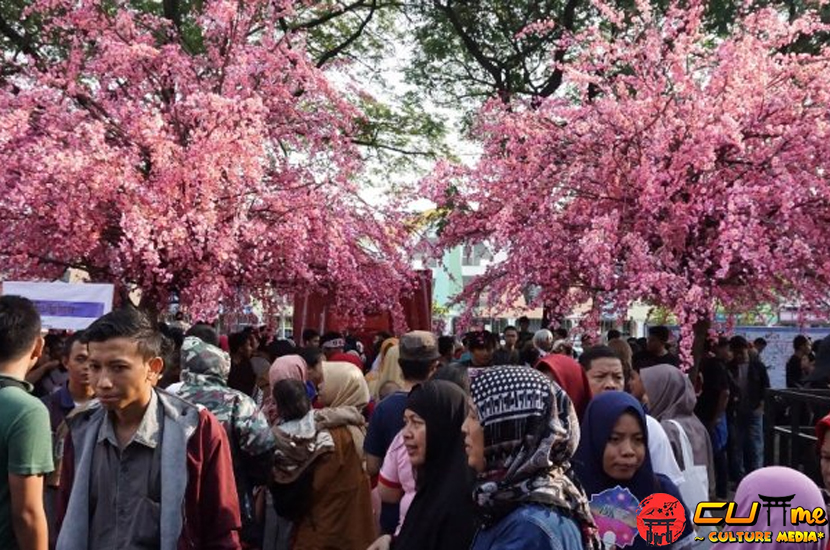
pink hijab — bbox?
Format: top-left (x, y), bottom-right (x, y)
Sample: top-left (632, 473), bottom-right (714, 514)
top-left (263, 355), bottom-right (308, 424)
top-left (269, 355), bottom-right (308, 387)
top-left (711, 466), bottom-right (829, 550)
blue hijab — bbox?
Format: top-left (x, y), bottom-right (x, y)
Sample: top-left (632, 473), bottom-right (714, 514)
top-left (573, 392), bottom-right (660, 500)
top-left (574, 392), bottom-right (693, 549)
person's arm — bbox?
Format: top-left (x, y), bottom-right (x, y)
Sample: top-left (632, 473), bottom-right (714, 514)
top-left (367, 534), bottom-right (393, 550)
top-left (7, 403), bottom-right (53, 550)
top-left (366, 454), bottom-right (382, 478)
top-left (378, 479), bottom-right (404, 504)
top-left (712, 388), bottom-right (729, 427)
top-left (9, 474), bottom-right (48, 550)
top-left (710, 370), bottom-right (730, 428)
top-left (234, 399), bottom-right (276, 486)
top-left (196, 412), bottom-right (242, 550)
top-left (364, 409), bottom-right (386, 479)
top-left (24, 359), bottom-right (60, 385)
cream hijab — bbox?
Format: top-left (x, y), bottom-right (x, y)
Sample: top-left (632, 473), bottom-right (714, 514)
top-left (319, 361), bottom-right (370, 454)
top-left (373, 345), bottom-right (405, 399)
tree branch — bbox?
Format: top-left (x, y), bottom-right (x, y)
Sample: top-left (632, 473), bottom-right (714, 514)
top-left (315, 0), bottom-right (378, 67)
top-left (537, 0), bottom-right (580, 98)
top-left (432, 0), bottom-right (506, 94)
top-left (0, 13), bottom-right (39, 59)
top-left (352, 138), bottom-right (437, 156)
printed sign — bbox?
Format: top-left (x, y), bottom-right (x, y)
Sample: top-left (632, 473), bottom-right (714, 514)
top-left (2, 281), bottom-right (114, 330)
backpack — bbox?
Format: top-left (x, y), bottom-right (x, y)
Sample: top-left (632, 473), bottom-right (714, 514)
top-left (667, 420), bottom-right (715, 549)
top-left (0, 377), bottom-right (29, 391)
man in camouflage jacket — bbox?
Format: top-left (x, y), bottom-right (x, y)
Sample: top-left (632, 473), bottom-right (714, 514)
top-left (178, 336), bottom-right (276, 547)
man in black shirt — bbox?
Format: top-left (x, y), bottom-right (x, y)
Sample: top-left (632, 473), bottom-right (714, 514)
top-left (516, 317), bottom-right (534, 349)
top-left (727, 336), bottom-right (770, 482)
top-left (632, 326), bottom-right (680, 370)
top-left (695, 337), bottom-right (732, 498)
top-left (492, 326), bottom-right (521, 365)
top-left (786, 335), bottom-right (811, 388)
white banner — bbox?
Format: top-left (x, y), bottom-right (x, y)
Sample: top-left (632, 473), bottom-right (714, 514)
top-left (1, 281), bottom-right (114, 330)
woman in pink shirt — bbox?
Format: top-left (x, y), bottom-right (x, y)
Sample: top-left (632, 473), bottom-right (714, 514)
top-left (378, 431), bottom-right (416, 535)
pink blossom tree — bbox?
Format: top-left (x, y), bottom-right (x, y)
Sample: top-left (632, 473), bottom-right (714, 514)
top-left (0, 0), bottom-right (414, 320)
top-left (423, 0), bottom-right (830, 367)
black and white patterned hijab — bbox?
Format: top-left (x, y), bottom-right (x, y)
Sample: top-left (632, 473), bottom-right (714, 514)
top-left (470, 366), bottom-right (597, 545)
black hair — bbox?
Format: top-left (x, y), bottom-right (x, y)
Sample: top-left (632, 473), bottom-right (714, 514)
top-left (344, 334), bottom-right (359, 353)
top-left (62, 331), bottom-right (86, 359)
top-left (82, 307), bottom-right (162, 360)
top-left (729, 335), bottom-right (750, 352)
top-left (554, 328), bottom-right (569, 340)
top-left (301, 328), bottom-right (320, 344)
top-left (273, 379), bottom-right (311, 422)
top-left (754, 337), bottom-right (767, 348)
top-left (578, 345), bottom-right (621, 371)
top-left (160, 324), bottom-right (184, 349)
top-left (228, 331), bottom-right (249, 355)
top-left (267, 339), bottom-right (297, 363)
top-left (186, 323), bottom-right (220, 347)
top-left (793, 335), bottom-right (809, 351)
top-left (648, 325), bottom-right (671, 344)
top-left (44, 332), bottom-right (67, 360)
top-left (503, 325), bottom-right (518, 334)
top-left (432, 364), bottom-right (470, 392)
top-left (298, 346), bottom-right (323, 370)
top-left (520, 341), bottom-right (541, 367)
top-left (399, 358), bottom-right (433, 382)
top-left (517, 316), bottom-right (529, 324)
top-left (467, 330), bottom-right (497, 351)
top-left (0, 296), bottom-right (42, 364)
top-left (437, 335), bottom-right (455, 357)
top-left (607, 329), bottom-right (622, 341)
top-left (158, 334), bottom-right (180, 388)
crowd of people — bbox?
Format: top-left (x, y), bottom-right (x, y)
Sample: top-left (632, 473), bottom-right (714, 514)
top-left (3, 295), bottom-right (830, 550)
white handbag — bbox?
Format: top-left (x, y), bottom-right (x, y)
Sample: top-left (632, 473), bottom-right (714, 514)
top-left (668, 420), bottom-right (715, 550)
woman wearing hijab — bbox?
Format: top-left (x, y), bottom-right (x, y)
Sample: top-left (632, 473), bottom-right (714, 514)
top-left (536, 354), bottom-right (592, 420)
top-left (636, 364), bottom-right (714, 497)
top-left (463, 366), bottom-right (597, 550)
top-left (574, 392), bottom-right (692, 550)
top-left (367, 380), bottom-right (477, 550)
top-left (711, 467), bottom-right (829, 550)
top-left (291, 361), bottom-right (375, 550)
top-left (373, 345), bottom-right (405, 400)
top-left (366, 338), bottom-right (399, 394)
top-left (264, 348), bottom-right (325, 425)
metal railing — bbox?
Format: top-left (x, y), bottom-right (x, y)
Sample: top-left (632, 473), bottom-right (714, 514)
top-left (764, 389), bottom-right (830, 484)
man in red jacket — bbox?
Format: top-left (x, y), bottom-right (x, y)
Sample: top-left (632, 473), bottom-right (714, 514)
top-left (56, 307), bottom-right (241, 550)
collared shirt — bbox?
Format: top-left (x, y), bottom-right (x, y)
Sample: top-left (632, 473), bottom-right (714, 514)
top-left (89, 391), bottom-right (163, 550)
top-left (0, 373), bottom-right (34, 393)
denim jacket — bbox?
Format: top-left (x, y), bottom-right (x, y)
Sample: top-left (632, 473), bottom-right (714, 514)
top-left (471, 504), bottom-right (583, 550)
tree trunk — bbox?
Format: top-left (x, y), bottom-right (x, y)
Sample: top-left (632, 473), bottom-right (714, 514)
top-left (690, 317), bottom-right (711, 383)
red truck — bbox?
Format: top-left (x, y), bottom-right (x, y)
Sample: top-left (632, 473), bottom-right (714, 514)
top-left (293, 270), bottom-right (433, 350)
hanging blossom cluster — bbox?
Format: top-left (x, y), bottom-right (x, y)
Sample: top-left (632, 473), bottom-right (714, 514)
top-left (423, 0), bottom-right (830, 362)
top-left (0, 0), bottom-right (414, 321)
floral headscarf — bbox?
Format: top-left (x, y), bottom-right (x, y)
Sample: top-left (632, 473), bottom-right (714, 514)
top-left (470, 366), bottom-right (597, 545)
